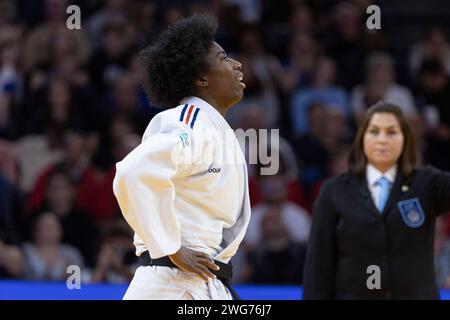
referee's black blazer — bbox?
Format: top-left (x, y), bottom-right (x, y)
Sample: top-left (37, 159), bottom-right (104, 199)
top-left (303, 166), bottom-right (450, 299)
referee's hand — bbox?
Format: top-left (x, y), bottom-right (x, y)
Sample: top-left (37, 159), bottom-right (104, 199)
top-left (169, 246), bottom-right (220, 282)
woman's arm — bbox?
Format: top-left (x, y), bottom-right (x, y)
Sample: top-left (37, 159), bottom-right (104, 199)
top-left (113, 129), bottom-right (184, 260)
top-left (113, 120), bottom-right (218, 281)
top-left (303, 180), bottom-right (338, 299)
top-left (429, 166), bottom-right (450, 214)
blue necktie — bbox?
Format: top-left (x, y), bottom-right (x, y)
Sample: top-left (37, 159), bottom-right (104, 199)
top-left (376, 177), bottom-right (392, 213)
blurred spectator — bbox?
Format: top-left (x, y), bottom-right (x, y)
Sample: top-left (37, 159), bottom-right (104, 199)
top-left (89, 21), bottom-right (133, 94)
top-left (83, 132), bottom-right (140, 222)
top-left (0, 173), bottom-right (18, 240)
top-left (283, 32), bottom-right (320, 92)
top-left (51, 52), bottom-right (90, 88)
top-left (112, 133), bottom-right (141, 164)
top-left (91, 219), bottom-right (136, 283)
top-left (87, 0), bottom-right (128, 49)
top-left (161, 5), bottom-right (184, 28)
top-left (93, 112), bottom-right (137, 168)
top-left (416, 59), bottom-right (450, 171)
top-left (126, 52), bottom-right (162, 120)
top-left (215, 1), bottom-right (242, 52)
top-left (0, 141), bottom-right (21, 247)
top-left (317, 107), bottom-right (349, 156)
top-left (290, 56), bottom-right (349, 136)
top-left (185, 0), bottom-right (214, 16)
top-left (249, 171), bottom-right (307, 209)
top-left (14, 130), bottom-right (64, 194)
top-left (244, 174), bottom-right (311, 248)
top-left (261, 0), bottom-right (292, 23)
top-left (25, 125), bottom-right (119, 220)
top-left (0, 238), bottom-right (24, 278)
top-left (23, 212), bottom-right (84, 281)
top-left (229, 242), bottom-right (253, 284)
top-left (87, 76), bottom-right (151, 224)
top-left (235, 25), bottom-right (285, 126)
top-left (25, 130), bottom-right (90, 214)
top-left (350, 52), bottom-right (418, 125)
top-left (247, 205), bottom-right (307, 284)
top-left (0, 142), bottom-right (22, 269)
top-left (289, 3), bottom-right (315, 36)
top-left (0, 139), bottom-right (17, 185)
top-left (226, 60), bottom-right (279, 129)
top-left (0, 28), bottom-right (23, 140)
top-left (23, 0), bottom-right (90, 73)
top-left (410, 28), bottom-right (450, 80)
top-left (326, 1), bottom-right (365, 90)
top-left (0, 0), bottom-right (17, 25)
top-left (107, 74), bottom-right (150, 134)
top-left (224, 0), bottom-right (262, 24)
top-left (293, 102), bottom-right (349, 190)
top-left (234, 104), bottom-right (299, 180)
top-left (23, 24), bottom-right (92, 93)
top-left (247, 138), bottom-right (307, 208)
top-left (27, 79), bottom-right (94, 135)
top-left (26, 167), bottom-right (99, 267)
top-left (308, 145), bottom-right (351, 210)
top-left (292, 102), bottom-right (328, 185)
top-left (127, 1), bottom-right (159, 46)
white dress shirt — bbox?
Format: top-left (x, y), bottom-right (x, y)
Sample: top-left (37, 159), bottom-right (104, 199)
top-left (366, 164), bottom-right (397, 207)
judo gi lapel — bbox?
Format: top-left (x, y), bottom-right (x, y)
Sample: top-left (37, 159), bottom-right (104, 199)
top-left (180, 96), bottom-right (230, 131)
top-left (216, 160), bottom-right (251, 263)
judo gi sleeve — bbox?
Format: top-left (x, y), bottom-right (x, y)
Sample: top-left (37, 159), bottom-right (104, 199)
top-left (303, 180), bottom-right (338, 299)
top-left (113, 122), bottom-right (200, 259)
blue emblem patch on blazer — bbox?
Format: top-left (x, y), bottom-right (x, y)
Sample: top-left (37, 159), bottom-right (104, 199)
top-left (397, 198), bottom-right (425, 228)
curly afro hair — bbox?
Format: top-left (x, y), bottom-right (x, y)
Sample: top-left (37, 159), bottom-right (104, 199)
top-left (141, 14), bottom-right (218, 107)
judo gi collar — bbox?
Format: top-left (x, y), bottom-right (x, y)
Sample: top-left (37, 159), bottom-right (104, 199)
top-left (180, 96), bottom-right (232, 131)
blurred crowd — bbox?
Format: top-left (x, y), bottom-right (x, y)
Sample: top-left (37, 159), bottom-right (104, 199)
top-left (0, 0), bottom-right (450, 288)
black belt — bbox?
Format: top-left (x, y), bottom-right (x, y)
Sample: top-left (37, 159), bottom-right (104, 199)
top-left (138, 253), bottom-right (241, 300)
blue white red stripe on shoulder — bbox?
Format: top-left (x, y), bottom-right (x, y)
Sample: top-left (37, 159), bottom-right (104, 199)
top-left (179, 104), bottom-right (200, 129)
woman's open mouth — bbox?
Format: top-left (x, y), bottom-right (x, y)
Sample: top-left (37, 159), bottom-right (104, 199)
top-left (236, 75), bottom-right (246, 88)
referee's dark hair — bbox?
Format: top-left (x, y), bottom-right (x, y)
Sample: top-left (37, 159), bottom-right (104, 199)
top-left (348, 101), bottom-right (418, 179)
top-left (140, 14), bottom-right (218, 107)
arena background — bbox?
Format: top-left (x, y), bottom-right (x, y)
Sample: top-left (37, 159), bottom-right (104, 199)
top-left (1, 0), bottom-right (450, 299)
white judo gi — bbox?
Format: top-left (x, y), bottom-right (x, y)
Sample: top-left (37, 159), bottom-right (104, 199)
top-left (113, 96), bottom-right (251, 300)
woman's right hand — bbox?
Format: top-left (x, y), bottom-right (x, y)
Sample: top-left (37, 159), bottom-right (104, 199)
top-left (168, 246), bottom-right (220, 282)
